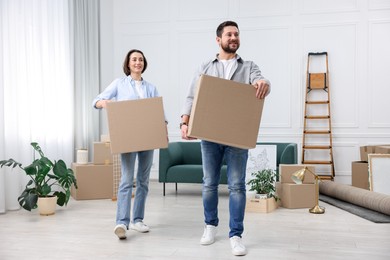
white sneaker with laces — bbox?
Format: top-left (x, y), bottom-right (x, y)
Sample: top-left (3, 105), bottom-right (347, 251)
top-left (200, 225), bottom-right (217, 245)
top-left (130, 221), bottom-right (150, 233)
top-left (114, 224), bottom-right (127, 239)
top-left (230, 236), bottom-right (247, 256)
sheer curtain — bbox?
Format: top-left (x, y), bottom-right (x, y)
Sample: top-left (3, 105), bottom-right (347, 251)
top-left (70, 0), bottom-right (100, 159)
top-left (0, 0), bottom-right (74, 213)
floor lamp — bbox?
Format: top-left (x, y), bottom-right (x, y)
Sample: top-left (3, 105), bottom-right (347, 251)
top-left (291, 166), bottom-right (325, 214)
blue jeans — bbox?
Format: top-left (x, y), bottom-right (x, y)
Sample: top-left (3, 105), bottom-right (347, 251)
top-left (116, 150), bottom-right (154, 227)
top-left (201, 140), bottom-right (248, 238)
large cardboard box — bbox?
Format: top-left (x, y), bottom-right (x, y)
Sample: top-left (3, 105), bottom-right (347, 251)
top-left (106, 97), bottom-right (168, 154)
top-left (93, 142), bottom-right (113, 165)
top-left (71, 163), bottom-right (113, 200)
top-left (351, 161), bottom-right (369, 190)
top-left (188, 75), bottom-right (264, 149)
top-left (279, 164), bottom-right (316, 184)
top-left (281, 183), bottom-right (316, 209)
top-left (246, 198), bottom-right (278, 213)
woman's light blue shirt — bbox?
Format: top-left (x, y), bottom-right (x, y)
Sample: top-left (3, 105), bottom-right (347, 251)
top-left (92, 75), bottom-right (160, 108)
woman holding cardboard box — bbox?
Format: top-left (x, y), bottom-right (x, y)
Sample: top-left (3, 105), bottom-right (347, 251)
top-left (93, 49), bottom-right (167, 239)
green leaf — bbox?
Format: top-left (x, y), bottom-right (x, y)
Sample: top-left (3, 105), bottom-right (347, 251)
top-left (18, 189), bottom-right (38, 211)
top-left (40, 183), bottom-right (51, 196)
top-left (31, 142), bottom-right (45, 158)
top-left (54, 191), bottom-right (67, 206)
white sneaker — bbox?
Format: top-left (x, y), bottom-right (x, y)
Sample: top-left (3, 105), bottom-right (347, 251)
top-left (130, 221), bottom-right (150, 233)
top-left (114, 224), bottom-right (127, 239)
top-left (230, 236), bottom-right (247, 256)
top-left (200, 225), bottom-right (217, 245)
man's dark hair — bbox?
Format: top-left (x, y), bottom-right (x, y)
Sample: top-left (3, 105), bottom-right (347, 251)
top-left (216, 21), bottom-right (239, 37)
top-left (123, 49), bottom-right (148, 76)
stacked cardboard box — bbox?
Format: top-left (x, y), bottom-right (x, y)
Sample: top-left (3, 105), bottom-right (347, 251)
top-left (71, 135), bottom-right (116, 200)
top-left (352, 144), bottom-right (390, 190)
top-left (278, 164), bottom-right (316, 209)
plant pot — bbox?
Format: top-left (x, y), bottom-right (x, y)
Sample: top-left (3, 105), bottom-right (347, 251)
top-left (37, 196), bottom-right (57, 216)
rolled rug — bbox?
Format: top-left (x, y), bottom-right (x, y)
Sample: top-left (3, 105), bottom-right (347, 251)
top-left (319, 181), bottom-right (390, 216)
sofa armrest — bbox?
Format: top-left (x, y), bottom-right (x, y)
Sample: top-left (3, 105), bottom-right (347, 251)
top-left (280, 143), bottom-right (298, 165)
top-left (159, 142), bottom-right (184, 182)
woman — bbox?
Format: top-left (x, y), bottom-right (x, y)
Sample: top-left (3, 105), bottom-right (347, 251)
top-left (92, 49), bottom-right (167, 239)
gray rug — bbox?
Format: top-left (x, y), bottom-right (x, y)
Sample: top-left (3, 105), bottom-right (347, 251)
top-left (319, 194), bottom-right (390, 223)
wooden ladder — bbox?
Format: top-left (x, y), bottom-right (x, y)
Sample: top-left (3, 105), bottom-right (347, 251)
top-left (302, 52), bottom-right (335, 180)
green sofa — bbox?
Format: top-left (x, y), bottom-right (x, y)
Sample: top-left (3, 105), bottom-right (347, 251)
top-left (159, 142), bottom-right (297, 195)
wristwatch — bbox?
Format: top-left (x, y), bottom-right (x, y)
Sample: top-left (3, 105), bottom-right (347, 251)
top-left (179, 122), bottom-right (188, 129)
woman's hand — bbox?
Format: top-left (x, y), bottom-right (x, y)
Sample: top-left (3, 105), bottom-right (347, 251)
top-left (96, 100), bottom-right (112, 109)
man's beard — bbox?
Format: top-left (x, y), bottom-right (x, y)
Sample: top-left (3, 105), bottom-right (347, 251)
top-left (221, 41), bottom-right (240, 54)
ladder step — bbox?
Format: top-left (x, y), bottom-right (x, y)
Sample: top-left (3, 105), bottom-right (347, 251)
top-left (304, 130), bottom-right (331, 134)
top-left (306, 101), bottom-right (329, 104)
top-left (303, 160), bottom-right (333, 165)
top-left (305, 115), bottom-right (330, 119)
top-left (303, 145), bottom-right (332, 149)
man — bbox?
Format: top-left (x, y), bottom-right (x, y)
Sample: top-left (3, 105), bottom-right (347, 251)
top-left (180, 21), bottom-right (270, 256)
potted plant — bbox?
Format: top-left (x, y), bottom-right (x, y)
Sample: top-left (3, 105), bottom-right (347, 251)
top-left (0, 142), bottom-right (78, 215)
top-left (247, 168), bottom-right (279, 201)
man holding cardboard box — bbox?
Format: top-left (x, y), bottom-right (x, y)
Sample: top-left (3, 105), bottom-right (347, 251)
top-left (180, 21), bottom-right (270, 256)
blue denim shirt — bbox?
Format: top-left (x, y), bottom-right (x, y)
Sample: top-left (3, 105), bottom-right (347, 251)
top-left (181, 54), bottom-right (271, 116)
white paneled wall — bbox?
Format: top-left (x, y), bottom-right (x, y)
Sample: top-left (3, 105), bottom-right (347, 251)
top-left (99, 0), bottom-right (390, 183)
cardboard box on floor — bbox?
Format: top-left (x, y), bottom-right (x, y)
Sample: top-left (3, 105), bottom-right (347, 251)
top-left (188, 75), bottom-right (264, 149)
top-left (93, 142), bottom-right (113, 165)
top-left (71, 163), bottom-right (113, 200)
top-left (281, 183), bottom-right (316, 209)
top-left (279, 164), bottom-right (316, 184)
top-left (106, 97), bottom-right (168, 154)
top-left (351, 161), bottom-right (369, 190)
top-left (246, 197), bottom-right (278, 213)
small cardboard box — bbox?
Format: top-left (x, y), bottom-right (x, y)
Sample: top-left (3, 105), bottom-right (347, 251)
top-left (351, 161), bottom-right (369, 190)
top-left (106, 97), bottom-right (168, 154)
top-left (279, 164), bottom-right (316, 184)
top-left (71, 163), bottom-right (113, 200)
top-left (93, 142), bottom-right (113, 165)
top-left (246, 197), bottom-right (278, 213)
top-left (188, 74), bottom-right (264, 149)
top-left (281, 183), bottom-right (316, 209)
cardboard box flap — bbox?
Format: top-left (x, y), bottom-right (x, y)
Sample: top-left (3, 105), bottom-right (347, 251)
top-left (188, 74), bottom-right (264, 149)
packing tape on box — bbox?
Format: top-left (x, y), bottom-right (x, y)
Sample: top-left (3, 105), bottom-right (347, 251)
top-left (77, 149), bottom-right (88, 164)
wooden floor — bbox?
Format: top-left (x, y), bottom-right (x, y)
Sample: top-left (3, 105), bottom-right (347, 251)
top-left (1, 181), bottom-right (390, 260)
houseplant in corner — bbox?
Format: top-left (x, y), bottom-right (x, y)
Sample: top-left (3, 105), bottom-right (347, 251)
top-left (246, 168), bottom-right (279, 213)
top-left (0, 142), bottom-right (77, 215)
top-left (247, 168), bottom-right (279, 201)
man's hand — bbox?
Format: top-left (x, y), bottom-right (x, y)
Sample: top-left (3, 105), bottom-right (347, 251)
top-left (253, 80), bottom-right (270, 99)
top-left (181, 125), bottom-right (196, 140)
